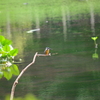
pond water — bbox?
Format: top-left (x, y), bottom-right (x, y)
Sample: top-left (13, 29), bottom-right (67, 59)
top-left (0, 1), bottom-right (100, 100)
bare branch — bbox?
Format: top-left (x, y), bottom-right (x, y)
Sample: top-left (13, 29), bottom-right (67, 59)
top-left (37, 53), bottom-right (51, 56)
top-left (10, 52), bottom-right (38, 100)
top-left (10, 52), bottom-right (51, 100)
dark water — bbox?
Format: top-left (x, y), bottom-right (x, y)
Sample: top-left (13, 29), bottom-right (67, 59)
top-left (0, 14), bottom-right (100, 100)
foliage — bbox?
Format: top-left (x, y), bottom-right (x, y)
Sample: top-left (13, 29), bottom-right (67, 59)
top-left (5, 94), bottom-right (40, 100)
top-left (91, 36), bottom-right (98, 41)
top-left (0, 0), bottom-right (100, 27)
top-left (0, 35), bottom-right (19, 80)
top-left (92, 53), bottom-right (99, 59)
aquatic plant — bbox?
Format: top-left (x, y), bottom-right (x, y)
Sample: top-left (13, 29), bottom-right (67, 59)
top-left (91, 36), bottom-right (98, 41)
top-left (92, 52), bottom-right (99, 59)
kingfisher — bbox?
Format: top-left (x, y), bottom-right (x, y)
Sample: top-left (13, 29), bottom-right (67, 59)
top-left (44, 47), bottom-right (51, 55)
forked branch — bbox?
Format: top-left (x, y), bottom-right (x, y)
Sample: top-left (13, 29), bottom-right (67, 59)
top-left (10, 52), bottom-right (51, 100)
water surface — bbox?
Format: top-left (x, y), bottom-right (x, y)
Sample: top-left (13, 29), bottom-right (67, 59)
top-left (0, 1), bottom-right (100, 100)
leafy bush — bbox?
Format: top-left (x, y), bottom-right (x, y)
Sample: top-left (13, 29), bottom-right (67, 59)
top-left (0, 35), bottom-right (19, 80)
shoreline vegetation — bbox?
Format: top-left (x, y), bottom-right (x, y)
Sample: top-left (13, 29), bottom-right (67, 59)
top-left (0, 0), bottom-right (100, 25)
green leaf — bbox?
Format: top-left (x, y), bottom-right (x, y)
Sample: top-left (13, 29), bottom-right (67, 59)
top-left (1, 39), bottom-right (12, 46)
top-left (0, 71), bottom-right (3, 79)
top-left (91, 36), bottom-right (98, 41)
top-left (0, 35), bottom-right (5, 42)
top-left (10, 49), bottom-right (18, 56)
top-left (10, 64), bottom-right (19, 75)
top-left (24, 94), bottom-right (39, 100)
top-left (3, 45), bottom-right (12, 52)
top-left (5, 95), bottom-right (10, 100)
top-left (3, 69), bottom-right (12, 80)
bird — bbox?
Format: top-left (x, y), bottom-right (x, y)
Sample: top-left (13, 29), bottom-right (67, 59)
top-left (44, 47), bottom-right (51, 55)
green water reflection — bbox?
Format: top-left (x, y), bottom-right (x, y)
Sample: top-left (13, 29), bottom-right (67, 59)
top-left (39, 71), bottom-right (100, 100)
top-left (0, 0), bottom-right (100, 100)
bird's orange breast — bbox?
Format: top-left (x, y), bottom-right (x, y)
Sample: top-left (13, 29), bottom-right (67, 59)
top-left (45, 49), bottom-right (49, 55)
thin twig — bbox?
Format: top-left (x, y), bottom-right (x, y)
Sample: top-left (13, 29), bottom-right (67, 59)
top-left (10, 52), bottom-right (38, 100)
top-left (37, 53), bottom-right (51, 56)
